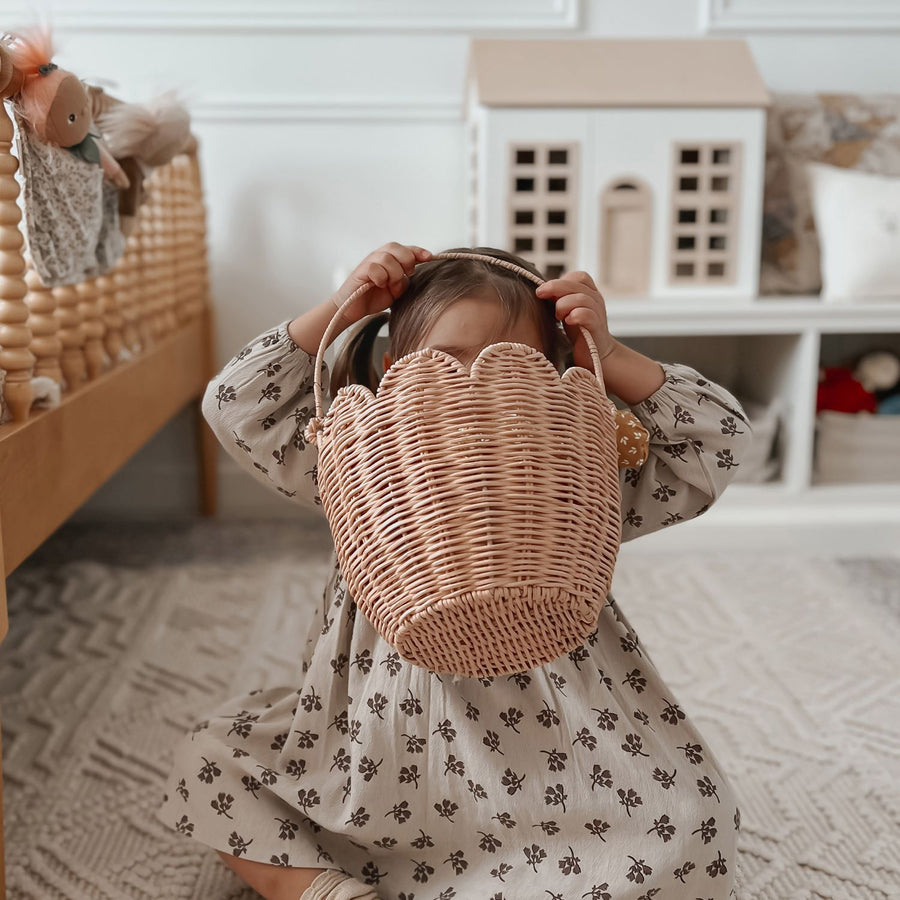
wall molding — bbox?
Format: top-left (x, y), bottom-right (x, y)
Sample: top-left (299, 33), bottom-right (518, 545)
top-left (9, 0), bottom-right (580, 32)
top-left (190, 95), bottom-right (462, 123)
top-left (702, 0), bottom-right (900, 32)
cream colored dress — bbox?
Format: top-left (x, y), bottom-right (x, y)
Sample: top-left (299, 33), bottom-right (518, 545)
top-left (155, 317), bottom-right (754, 900)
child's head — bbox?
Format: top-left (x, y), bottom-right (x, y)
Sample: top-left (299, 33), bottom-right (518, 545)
top-left (330, 246), bottom-right (572, 397)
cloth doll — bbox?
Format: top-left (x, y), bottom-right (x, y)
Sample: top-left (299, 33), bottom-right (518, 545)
top-left (0, 27), bottom-right (127, 286)
top-left (2, 26), bottom-right (128, 188)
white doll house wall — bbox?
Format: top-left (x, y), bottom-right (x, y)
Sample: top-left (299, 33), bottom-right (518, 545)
top-left (463, 38), bottom-right (771, 301)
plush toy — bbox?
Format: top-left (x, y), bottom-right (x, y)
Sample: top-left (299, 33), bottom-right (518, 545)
top-left (854, 349), bottom-right (900, 416)
top-left (817, 366), bottom-right (877, 414)
top-left (615, 408), bottom-right (650, 468)
top-left (2, 26), bottom-right (129, 189)
top-left (94, 88), bottom-right (191, 168)
top-left (87, 85), bottom-right (192, 235)
top-left (854, 350), bottom-right (900, 400)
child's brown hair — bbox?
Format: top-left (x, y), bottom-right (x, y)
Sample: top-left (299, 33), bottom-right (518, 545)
top-left (329, 246), bottom-right (573, 398)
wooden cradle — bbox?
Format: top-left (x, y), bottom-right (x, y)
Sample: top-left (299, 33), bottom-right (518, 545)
top-left (0, 89), bottom-right (219, 892)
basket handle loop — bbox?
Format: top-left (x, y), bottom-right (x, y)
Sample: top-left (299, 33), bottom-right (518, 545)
top-left (305, 252), bottom-right (609, 444)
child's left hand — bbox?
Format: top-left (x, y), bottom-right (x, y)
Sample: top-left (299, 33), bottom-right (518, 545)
top-left (535, 271), bottom-right (616, 371)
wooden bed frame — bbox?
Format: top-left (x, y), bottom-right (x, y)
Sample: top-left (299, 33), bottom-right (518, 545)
top-left (0, 90), bottom-right (219, 895)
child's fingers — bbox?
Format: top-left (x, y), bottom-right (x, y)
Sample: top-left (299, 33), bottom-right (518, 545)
top-left (561, 270), bottom-right (599, 291)
top-left (371, 252), bottom-right (406, 287)
top-left (562, 306), bottom-right (600, 329)
top-left (550, 292), bottom-right (598, 319)
top-left (362, 244), bottom-right (429, 299)
top-left (367, 262), bottom-right (393, 289)
top-left (383, 242), bottom-right (429, 272)
top-left (535, 278), bottom-right (593, 299)
top-left (536, 275), bottom-right (604, 298)
top-left (384, 254), bottom-right (414, 297)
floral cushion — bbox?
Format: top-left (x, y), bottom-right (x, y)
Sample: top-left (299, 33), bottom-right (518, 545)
top-left (760, 92), bottom-right (900, 295)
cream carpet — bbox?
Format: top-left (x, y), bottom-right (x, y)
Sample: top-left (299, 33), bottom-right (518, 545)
top-left (2, 521), bottom-right (898, 900)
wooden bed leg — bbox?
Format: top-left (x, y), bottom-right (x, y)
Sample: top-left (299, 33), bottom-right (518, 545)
top-left (0, 715), bottom-right (6, 900)
top-left (0, 513), bottom-right (7, 900)
top-left (195, 397), bottom-right (218, 517)
top-left (196, 305), bottom-right (218, 517)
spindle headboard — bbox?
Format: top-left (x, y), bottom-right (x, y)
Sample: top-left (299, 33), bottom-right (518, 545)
top-left (0, 82), bottom-right (219, 898)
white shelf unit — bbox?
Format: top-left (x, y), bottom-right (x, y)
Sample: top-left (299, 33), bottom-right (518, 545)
top-left (604, 295), bottom-right (900, 551)
top-left (326, 294), bottom-right (900, 552)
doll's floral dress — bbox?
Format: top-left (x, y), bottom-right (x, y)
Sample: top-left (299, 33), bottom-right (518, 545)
top-left (155, 318), bottom-right (754, 900)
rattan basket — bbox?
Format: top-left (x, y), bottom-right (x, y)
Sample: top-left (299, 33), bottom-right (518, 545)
top-left (303, 252), bottom-right (622, 678)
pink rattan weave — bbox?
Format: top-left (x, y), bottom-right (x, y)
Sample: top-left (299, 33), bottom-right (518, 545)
top-left (303, 252), bottom-right (622, 678)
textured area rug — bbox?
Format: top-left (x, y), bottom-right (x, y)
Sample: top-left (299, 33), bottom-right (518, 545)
top-left (2, 521), bottom-right (899, 900)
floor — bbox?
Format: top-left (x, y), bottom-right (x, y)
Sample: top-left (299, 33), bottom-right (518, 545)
top-left (2, 518), bottom-right (899, 899)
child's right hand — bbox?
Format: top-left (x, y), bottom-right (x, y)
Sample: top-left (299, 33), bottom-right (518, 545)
top-left (330, 242), bottom-right (432, 325)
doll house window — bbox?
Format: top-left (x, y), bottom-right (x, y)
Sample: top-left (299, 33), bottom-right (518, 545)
top-left (598, 177), bottom-right (652, 295)
top-left (507, 141), bottom-right (579, 279)
top-left (669, 141), bottom-right (741, 286)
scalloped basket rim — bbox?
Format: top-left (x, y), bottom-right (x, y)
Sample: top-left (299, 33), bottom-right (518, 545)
top-left (324, 341), bottom-right (611, 416)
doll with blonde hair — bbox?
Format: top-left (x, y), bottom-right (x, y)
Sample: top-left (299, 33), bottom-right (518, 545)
top-left (156, 243), bottom-right (752, 900)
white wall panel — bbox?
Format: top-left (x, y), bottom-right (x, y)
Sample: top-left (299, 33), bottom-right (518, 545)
top-left (702, 0), bottom-right (900, 32)
top-left (3, 0), bottom-right (892, 519)
top-left (2, 0), bottom-right (581, 31)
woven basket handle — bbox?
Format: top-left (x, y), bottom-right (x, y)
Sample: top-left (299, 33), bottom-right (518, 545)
top-left (306, 252), bottom-right (609, 442)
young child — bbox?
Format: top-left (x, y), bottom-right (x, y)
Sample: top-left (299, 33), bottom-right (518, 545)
top-left (155, 242), bottom-right (753, 900)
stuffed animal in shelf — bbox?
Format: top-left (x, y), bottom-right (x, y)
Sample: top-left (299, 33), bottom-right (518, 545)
top-left (817, 366), bottom-right (877, 414)
top-left (2, 25), bottom-right (129, 189)
top-left (816, 349), bottom-right (900, 415)
top-left (854, 349), bottom-right (900, 415)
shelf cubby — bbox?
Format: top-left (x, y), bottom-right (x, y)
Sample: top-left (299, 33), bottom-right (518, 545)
top-left (612, 330), bottom-right (816, 490)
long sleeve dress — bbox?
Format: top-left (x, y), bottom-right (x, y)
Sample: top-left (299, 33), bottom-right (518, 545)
top-left (155, 317), bottom-right (754, 900)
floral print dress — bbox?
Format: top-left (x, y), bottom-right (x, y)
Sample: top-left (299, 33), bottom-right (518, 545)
top-left (155, 317), bottom-right (754, 900)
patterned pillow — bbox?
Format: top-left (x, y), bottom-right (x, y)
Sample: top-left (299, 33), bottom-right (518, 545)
top-left (760, 92), bottom-right (900, 295)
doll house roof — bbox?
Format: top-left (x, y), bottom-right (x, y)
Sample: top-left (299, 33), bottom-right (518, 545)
top-left (465, 38), bottom-right (771, 110)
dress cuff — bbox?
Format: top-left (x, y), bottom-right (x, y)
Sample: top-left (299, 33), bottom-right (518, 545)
top-left (275, 317), bottom-right (310, 355)
top-left (626, 361), bottom-right (705, 444)
top-left (274, 317), bottom-right (332, 397)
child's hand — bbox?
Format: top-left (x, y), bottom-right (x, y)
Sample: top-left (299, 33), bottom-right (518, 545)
top-left (535, 270), bottom-right (617, 371)
top-left (330, 242), bottom-right (432, 325)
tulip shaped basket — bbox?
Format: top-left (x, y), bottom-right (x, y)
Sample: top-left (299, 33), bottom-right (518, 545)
top-left (303, 252), bottom-right (623, 678)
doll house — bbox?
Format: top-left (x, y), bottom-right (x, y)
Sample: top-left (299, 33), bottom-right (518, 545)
top-left (463, 38), bottom-right (771, 299)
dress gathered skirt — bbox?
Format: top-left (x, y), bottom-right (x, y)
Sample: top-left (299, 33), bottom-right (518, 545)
top-left (155, 318), bottom-right (754, 900)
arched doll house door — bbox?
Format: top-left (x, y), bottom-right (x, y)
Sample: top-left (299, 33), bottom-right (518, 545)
top-left (598, 178), bottom-right (652, 294)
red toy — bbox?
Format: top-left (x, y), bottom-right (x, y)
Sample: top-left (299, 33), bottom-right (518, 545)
top-left (816, 366), bottom-right (878, 414)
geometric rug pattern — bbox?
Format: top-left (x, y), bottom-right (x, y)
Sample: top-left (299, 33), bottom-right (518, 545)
top-left (2, 520), bottom-right (898, 900)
